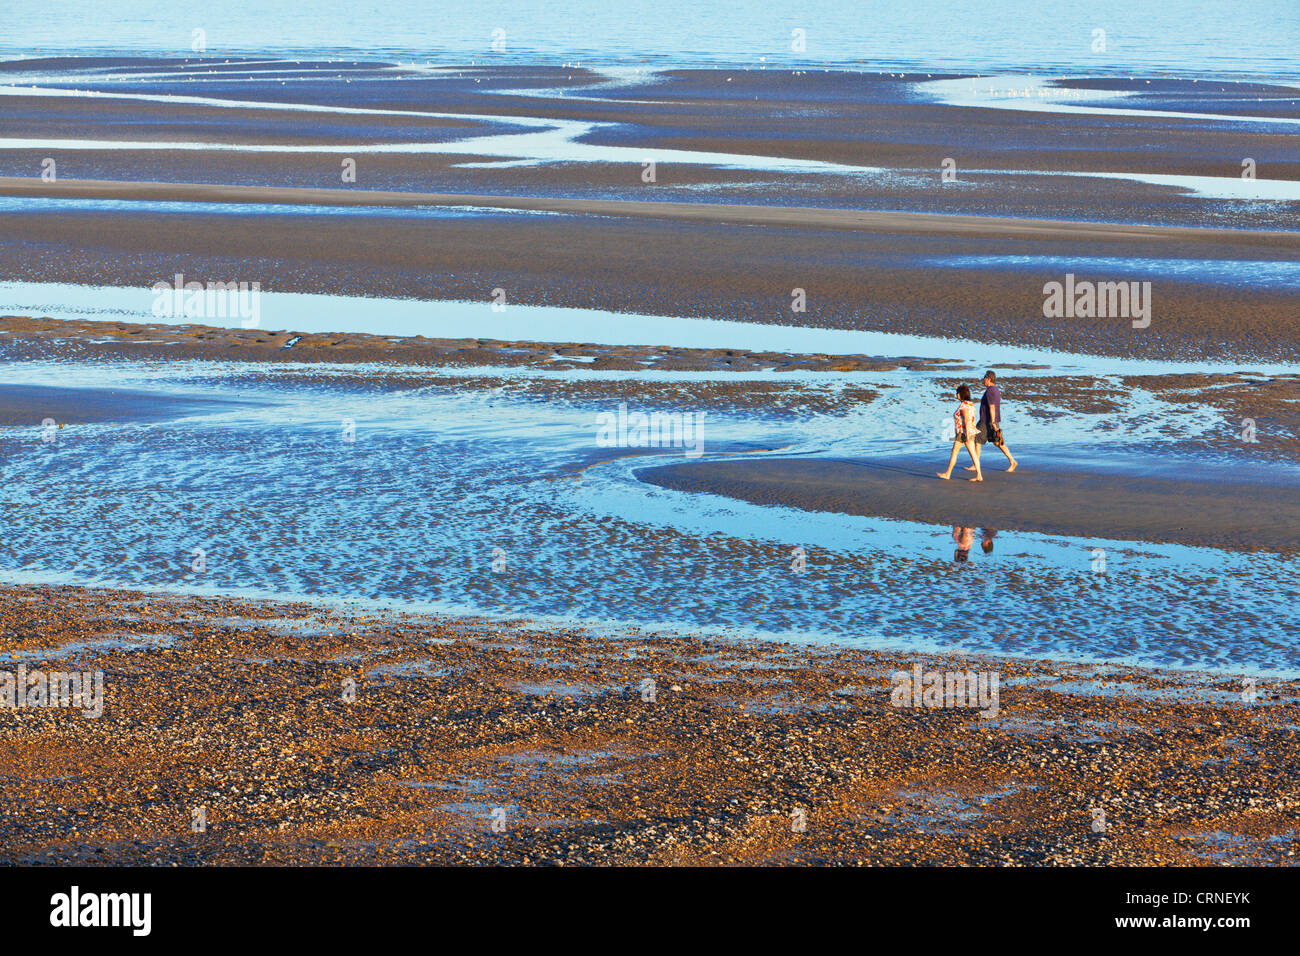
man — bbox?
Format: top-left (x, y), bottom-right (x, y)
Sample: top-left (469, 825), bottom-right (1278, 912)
top-left (968, 370), bottom-right (1018, 473)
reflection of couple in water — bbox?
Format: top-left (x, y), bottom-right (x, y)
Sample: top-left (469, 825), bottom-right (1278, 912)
top-left (953, 527), bottom-right (996, 563)
top-left (938, 370), bottom-right (1019, 482)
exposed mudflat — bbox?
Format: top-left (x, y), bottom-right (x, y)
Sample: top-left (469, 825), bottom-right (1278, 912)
top-left (639, 455), bottom-right (1300, 553)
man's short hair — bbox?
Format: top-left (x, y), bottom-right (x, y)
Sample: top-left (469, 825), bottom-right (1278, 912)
top-left (984, 370), bottom-right (996, 382)
top-left (981, 539), bottom-right (994, 554)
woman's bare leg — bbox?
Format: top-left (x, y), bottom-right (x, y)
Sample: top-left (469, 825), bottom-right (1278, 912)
top-left (937, 441), bottom-right (961, 479)
top-left (965, 439), bottom-right (983, 481)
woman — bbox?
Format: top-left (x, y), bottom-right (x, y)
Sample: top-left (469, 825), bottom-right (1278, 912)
top-left (938, 384), bottom-right (983, 482)
top-left (953, 525), bottom-right (974, 562)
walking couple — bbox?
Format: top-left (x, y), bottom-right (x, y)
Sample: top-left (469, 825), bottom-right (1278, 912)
top-left (938, 370), bottom-right (1018, 482)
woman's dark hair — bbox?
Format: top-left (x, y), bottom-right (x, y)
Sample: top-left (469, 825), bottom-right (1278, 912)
top-left (956, 384), bottom-right (971, 401)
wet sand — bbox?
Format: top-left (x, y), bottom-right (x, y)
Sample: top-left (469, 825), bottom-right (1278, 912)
top-left (640, 456), bottom-right (1300, 552)
top-left (5, 176), bottom-right (1298, 247)
top-left (3, 61), bottom-right (1299, 366)
top-left (0, 314), bottom-right (972, 372)
top-left (2, 62), bottom-right (1297, 229)
top-left (2, 208), bottom-right (1298, 363)
top-left (1, 583), bottom-right (1295, 866)
top-left (0, 382), bottom-right (250, 426)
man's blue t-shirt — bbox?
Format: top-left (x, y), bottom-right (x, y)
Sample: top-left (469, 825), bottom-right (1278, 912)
top-left (979, 384), bottom-right (1002, 426)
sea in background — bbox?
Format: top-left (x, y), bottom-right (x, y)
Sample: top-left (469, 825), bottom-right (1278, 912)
top-left (1, 0), bottom-right (1298, 81)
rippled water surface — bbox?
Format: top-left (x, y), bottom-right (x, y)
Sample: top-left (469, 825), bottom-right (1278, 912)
top-left (3, 357), bottom-right (1296, 676)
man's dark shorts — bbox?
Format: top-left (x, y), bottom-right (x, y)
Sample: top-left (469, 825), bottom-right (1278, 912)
top-left (976, 423), bottom-right (1004, 446)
